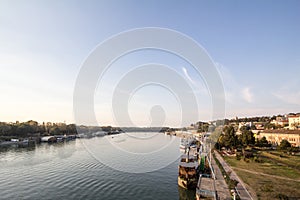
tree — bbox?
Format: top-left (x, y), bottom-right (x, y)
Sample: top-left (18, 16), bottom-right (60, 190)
top-left (279, 139), bottom-right (291, 150)
top-left (66, 124), bottom-right (77, 134)
top-left (49, 126), bottom-right (60, 135)
top-left (265, 123), bottom-right (275, 130)
top-left (218, 125), bottom-right (238, 149)
top-left (197, 122), bottom-right (209, 133)
top-left (239, 126), bottom-right (255, 146)
top-left (15, 123), bottom-right (35, 137)
top-left (250, 124), bottom-right (256, 130)
top-left (256, 136), bottom-right (270, 147)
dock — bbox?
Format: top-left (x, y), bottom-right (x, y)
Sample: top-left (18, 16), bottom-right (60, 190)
top-left (196, 175), bottom-right (217, 199)
top-left (196, 139), bottom-right (231, 200)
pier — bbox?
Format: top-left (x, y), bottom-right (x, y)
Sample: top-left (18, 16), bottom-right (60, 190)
top-left (196, 137), bottom-right (231, 200)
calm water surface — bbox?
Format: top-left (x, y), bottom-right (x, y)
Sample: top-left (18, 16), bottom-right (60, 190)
top-left (0, 133), bottom-right (195, 200)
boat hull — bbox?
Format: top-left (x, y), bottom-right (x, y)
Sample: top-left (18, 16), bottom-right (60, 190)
top-left (178, 176), bottom-right (197, 190)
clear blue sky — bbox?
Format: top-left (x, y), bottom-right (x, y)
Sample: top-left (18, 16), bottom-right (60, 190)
top-left (0, 0), bottom-right (300, 126)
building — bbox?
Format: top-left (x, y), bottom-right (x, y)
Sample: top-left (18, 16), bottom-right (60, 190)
top-left (238, 122), bottom-right (253, 130)
top-left (258, 130), bottom-right (300, 147)
top-left (270, 116), bottom-right (289, 127)
top-left (288, 115), bottom-right (300, 130)
top-left (254, 122), bottom-right (265, 130)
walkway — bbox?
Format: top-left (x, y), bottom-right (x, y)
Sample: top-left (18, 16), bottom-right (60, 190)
top-left (210, 153), bottom-right (231, 200)
top-left (214, 150), bottom-right (254, 200)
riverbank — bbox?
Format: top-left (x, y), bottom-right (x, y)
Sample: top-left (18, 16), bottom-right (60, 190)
top-left (223, 150), bottom-right (300, 199)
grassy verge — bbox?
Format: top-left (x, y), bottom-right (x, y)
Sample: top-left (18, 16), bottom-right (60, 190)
top-left (224, 150), bottom-right (300, 199)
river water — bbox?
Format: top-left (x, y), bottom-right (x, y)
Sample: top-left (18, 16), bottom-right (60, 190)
top-left (0, 133), bottom-right (195, 200)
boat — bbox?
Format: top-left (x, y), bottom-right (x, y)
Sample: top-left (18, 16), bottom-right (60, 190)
top-left (41, 136), bottom-right (57, 143)
top-left (180, 138), bottom-right (189, 150)
top-left (180, 138), bottom-right (199, 152)
top-left (178, 147), bottom-right (199, 189)
top-left (22, 139), bottom-right (29, 143)
top-left (92, 131), bottom-right (107, 137)
top-left (180, 144), bottom-right (187, 150)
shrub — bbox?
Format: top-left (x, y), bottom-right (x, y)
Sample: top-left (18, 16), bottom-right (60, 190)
top-left (275, 193), bottom-right (289, 200)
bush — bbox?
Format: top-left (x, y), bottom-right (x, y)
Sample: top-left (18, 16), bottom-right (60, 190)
top-left (228, 179), bottom-right (239, 190)
top-left (275, 193), bottom-right (289, 200)
top-left (279, 140), bottom-right (291, 150)
top-left (253, 156), bottom-right (263, 163)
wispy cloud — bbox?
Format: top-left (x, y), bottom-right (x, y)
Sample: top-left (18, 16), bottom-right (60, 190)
top-left (181, 67), bottom-right (208, 95)
top-left (182, 67), bottom-right (195, 85)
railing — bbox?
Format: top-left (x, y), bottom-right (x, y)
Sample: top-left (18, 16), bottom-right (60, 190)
top-left (207, 154), bottom-right (216, 180)
top-left (196, 140), bottom-right (218, 200)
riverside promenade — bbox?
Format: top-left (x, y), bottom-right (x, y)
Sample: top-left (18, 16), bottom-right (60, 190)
top-left (196, 153), bottom-right (231, 200)
top-left (214, 150), bottom-right (254, 200)
top-left (196, 140), bottom-right (231, 200)
top-left (210, 153), bottom-right (231, 200)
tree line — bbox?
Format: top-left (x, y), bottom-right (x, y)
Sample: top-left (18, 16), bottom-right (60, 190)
top-left (0, 120), bottom-right (171, 141)
top-left (0, 120), bottom-right (77, 140)
top-left (215, 125), bottom-right (296, 151)
top-left (215, 125), bottom-right (269, 149)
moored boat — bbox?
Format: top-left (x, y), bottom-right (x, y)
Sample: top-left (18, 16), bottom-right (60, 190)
top-left (180, 138), bottom-right (189, 150)
top-left (178, 148), bottom-right (199, 190)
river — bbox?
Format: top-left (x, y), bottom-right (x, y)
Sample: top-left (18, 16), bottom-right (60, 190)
top-left (0, 132), bottom-right (195, 200)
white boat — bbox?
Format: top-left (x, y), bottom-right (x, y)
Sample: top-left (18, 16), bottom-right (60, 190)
top-left (22, 139), bottom-right (29, 143)
top-left (180, 138), bottom-right (189, 150)
top-left (180, 138), bottom-right (198, 150)
top-left (92, 131), bottom-right (107, 137)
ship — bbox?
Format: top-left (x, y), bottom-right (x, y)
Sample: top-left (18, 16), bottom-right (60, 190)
top-left (178, 146), bottom-right (199, 189)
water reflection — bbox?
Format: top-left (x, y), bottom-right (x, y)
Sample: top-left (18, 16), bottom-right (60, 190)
top-left (0, 135), bottom-right (195, 200)
top-left (178, 186), bottom-right (196, 200)
top-left (0, 143), bottom-right (36, 153)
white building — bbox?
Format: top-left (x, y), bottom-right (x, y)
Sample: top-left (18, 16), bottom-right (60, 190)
top-left (288, 115), bottom-right (300, 130)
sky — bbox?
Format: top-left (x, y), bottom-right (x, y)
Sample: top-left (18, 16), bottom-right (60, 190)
top-left (0, 0), bottom-right (300, 127)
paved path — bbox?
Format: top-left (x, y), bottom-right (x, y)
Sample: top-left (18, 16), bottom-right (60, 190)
top-left (214, 151), bottom-right (254, 200)
top-left (210, 153), bottom-right (231, 200)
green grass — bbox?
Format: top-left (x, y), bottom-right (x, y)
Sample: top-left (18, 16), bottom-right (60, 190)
top-left (261, 151), bottom-right (300, 170)
top-left (235, 169), bottom-right (300, 200)
top-left (223, 150), bottom-right (300, 199)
